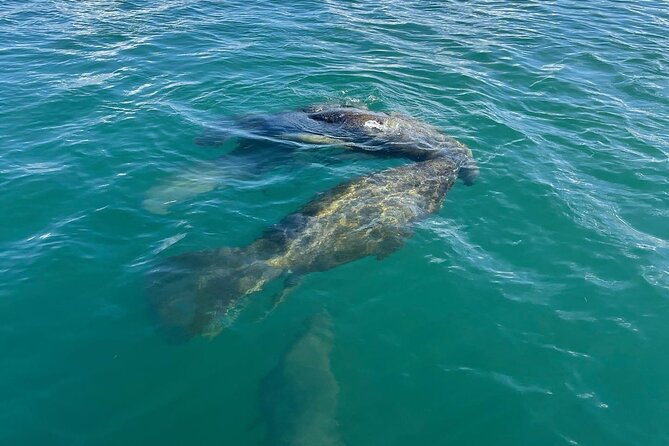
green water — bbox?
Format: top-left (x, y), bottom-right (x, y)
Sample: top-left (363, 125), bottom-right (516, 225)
top-left (1, 1), bottom-right (668, 444)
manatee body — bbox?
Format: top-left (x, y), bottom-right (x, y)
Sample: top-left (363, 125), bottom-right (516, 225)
top-left (260, 311), bottom-right (342, 446)
top-left (147, 155), bottom-right (460, 339)
top-left (216, 104), bottom-right (479, 185)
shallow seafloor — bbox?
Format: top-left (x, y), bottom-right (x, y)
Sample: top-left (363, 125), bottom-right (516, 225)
top-left (1, 1), bottom-right (668, 445)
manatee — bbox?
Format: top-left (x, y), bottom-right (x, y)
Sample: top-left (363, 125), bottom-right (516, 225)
top-left (142, 139), bottom-right (297, 215)
top-left (147, 155), bottom-right (462, 339)
top-left (143, 105), bottom-right (478, 214)
top-left (260, 311), bottom-right (342, 446)
top-left (206, 104), bottom-right (479, 185)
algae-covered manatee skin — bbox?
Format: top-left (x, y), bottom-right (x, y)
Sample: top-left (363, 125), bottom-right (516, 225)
top-left (147, 156), bottom-right (458, 339)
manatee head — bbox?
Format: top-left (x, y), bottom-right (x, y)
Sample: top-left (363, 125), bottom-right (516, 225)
top-left (457, 146), bottom-right (479, 186)
top-left (437, 139), bottom-right (479, 186)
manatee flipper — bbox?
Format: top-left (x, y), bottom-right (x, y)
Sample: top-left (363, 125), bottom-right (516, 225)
top-left (272, 274), bottom-right (302, 309)
top-left (375, 230), bottom-right (411, 260)
top-left (257, 274), bottom-right (302, 322)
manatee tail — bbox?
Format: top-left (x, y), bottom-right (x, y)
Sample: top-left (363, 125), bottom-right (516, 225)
top-left (142, 163), bottom-right (224, 215)
top-left (147, 246), bottom-right (284, 341)
top-left (143, 138), bottom-right (294, 215)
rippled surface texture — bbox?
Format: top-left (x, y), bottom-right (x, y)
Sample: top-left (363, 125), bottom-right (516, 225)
top-left (2, 1), bottom-right (668, 444)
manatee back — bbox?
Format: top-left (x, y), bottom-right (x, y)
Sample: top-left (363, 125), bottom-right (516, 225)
top-left (260, 311), bottom-right (341, 446)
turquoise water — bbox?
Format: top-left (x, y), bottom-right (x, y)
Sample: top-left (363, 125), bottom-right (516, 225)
top-left (2, 0), bottom-right (668, 444)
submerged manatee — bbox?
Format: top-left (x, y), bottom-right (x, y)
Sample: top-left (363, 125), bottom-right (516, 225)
top-left (141, 141), bottom-right (297, 215)
top-left (144, 105), bottom-right (479, 214)
top-left (147, 155), bottom-right (462, 339)
top-left (210, 104), bottom-right (480, 185)
top-left (260, 311), bottom-right (342, 446)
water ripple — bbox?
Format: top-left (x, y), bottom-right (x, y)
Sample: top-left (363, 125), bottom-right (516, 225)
top-left (1, 0), bottom-right (668, 444)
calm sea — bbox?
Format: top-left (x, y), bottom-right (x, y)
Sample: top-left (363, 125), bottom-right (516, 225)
top-left (1, 1), bottom-right (668, 445)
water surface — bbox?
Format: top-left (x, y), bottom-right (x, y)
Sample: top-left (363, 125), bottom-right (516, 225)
top-left (1, 1), bottom-right (668, 445)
